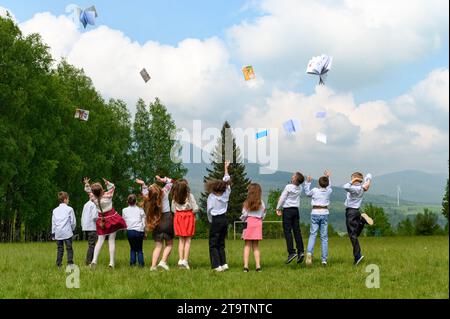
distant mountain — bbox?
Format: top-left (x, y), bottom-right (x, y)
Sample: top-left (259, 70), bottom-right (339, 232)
top-left (369, 170), bottom-right (448, 204)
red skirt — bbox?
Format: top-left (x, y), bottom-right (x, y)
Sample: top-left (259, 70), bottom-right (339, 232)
top-left (174, 210), bottom-right (196, 237)
top-left (96, 208), bottom-right (127, 235)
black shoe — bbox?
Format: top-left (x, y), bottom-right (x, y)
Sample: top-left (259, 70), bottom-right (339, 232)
top-left (297, 252), bottom-right (305, 264)
top-left (256, 268), bottom-right (262, 272)
top-left (285, 253), bottom-right (297, 264)
top-left (243, 268), bottom-right (249, 273)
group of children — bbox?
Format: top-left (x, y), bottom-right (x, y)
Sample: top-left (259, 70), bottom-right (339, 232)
top-left (51, 163), bottom-right (374, 271)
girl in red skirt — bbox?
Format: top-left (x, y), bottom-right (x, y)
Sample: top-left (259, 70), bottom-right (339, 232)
top-left (84, 177), bottom-right (127, 268)
top-left (171, 179), bottom-right (198, 270)
top-left (240, 183), bottom-right (266, 272)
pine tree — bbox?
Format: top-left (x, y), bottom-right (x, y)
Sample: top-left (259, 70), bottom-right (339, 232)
top-left (199, 121), bottom-right (251, 225)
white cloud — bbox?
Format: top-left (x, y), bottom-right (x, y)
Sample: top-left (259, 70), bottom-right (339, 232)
top-left (227, 0), bottom-right (449, 88)
top-left (5, 4), bottom-right (449, 181)
top-left (236, 69), bottom-right (449, 181)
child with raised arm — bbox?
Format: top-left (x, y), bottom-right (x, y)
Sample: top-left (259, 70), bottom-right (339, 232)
top-left (52, 191), bottom-right (76, 268)
top-left (205, 161), bottom-right (231, 272)
top-left (240, 183), bottom-right (265, 272)
top-left (304, 170), bottom-right (332, 266)
top-left (343, 172), bottom-right (374, 265)
top-left (122, 194), bottom-right (146, 267)
top-left (84, 177), bottom-right (127, 269)
top-left (276, 172), bottom-right (305, 265)
top-left (172, 178), bottom-right (198, 270)
top-left (136, 176), bottom-right (174, 271)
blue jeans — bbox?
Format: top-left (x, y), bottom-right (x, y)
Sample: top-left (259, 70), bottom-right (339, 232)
top-left (307, 214), bottom-right (328, 262)
top-left (127, 230), bottom-right (145, 267)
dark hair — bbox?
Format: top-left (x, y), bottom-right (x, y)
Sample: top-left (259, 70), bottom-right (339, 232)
top-left (205, 179), bottom-right (231, 195)
top-left (244, 183), bottom-right (263, 211)
top-left (58, 191), bottom-right (69, 203)
top-left (318, 176), bottom-right (329, 188)
top-left (292, 172), bottom-right (305, 186)
top-left (128, 194), bottom-right (137, 206)
top-left (171, 179), bottom-right (190, 205)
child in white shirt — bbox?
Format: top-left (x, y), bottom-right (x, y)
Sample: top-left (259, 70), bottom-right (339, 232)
top-left (52, 191), bottom-right (76, 268)
top-left (304, 170), bottom-right (332, 266)
top-left (122, 194), bottom-right (146, 267)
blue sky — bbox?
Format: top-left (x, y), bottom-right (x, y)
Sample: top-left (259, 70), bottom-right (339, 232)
top-left (2, 0), bottom-right (447, 104)
top-left (1, 1), bottom-right (448, 178)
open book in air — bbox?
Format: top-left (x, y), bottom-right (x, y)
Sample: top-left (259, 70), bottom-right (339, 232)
top-left (306, 55), bottom-right (333, 85)
top-left (74, 108), bottom-right (90, 121)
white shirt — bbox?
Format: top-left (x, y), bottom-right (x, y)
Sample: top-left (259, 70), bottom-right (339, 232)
top-left (240, 200), bottom-right (266, 221)
top-left (142, 178), bottom-right (173, 213)
top-left (81, 200), bottom-right (97, 231)
top-left (304, 180), bottom-right (332, 215)
top-left (343, 182), bottom-right (365, 209)
top-left (276, 184), bottom-right (303, 210)
top-left (172, 193), bottom-right (199, 212)
top-left (206, 174), bottom-right (231, 223)
top-left (122, 206), bottom-right (146, 232)
top-left (52, 203), bottom-right (76, 240)
top-left (85, 182), bottom-right (115, 212)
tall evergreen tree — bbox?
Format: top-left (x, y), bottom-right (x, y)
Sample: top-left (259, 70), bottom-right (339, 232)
top-left (199, 121), bottom-right (251, 225)
top-left (132, 97), bottom-right (186, 183)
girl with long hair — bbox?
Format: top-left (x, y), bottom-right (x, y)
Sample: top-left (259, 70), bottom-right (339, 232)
top-left (137, 176), bottom-right (174, 271)
top-left (240, 183), bottom-right (266, 272)
top-left (83, 177), bottom-right (127, 269)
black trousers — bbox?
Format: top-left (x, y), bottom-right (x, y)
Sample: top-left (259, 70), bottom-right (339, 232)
top-left (282, 207), bottom-right (304, 255)
top-left (56, 237), bottom-right (73, 267)
top-left (85, 231), bottom-right (98, 265)
top-left (209, 214), bottom-right (228, 269)
top-left (345, 208), bottom-right (366, 259)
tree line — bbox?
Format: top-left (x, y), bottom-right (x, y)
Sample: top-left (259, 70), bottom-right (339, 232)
top-left (0, 16), bottom-right (186, 242)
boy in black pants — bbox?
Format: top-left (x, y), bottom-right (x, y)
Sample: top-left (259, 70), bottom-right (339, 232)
top-left (343, 172), bottom-right (374, 265)
top-left (276, 172), bottom-right (305, 264)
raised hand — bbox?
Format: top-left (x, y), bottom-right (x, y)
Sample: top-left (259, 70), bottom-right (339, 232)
top-left (135, 178), bottom-right (145, 185)
top-left (155, 175), bottom-right (164, 183)
top-left (324, 170), bottom-right (331, 177)
top-left (83, 177), bottom-right (90, 185)
top-left (307, 175), bottom-right (313, 183)
top-left (102, 178), bottom-right (110, 185)
top-left (224, 161), bottom-right (231, 169)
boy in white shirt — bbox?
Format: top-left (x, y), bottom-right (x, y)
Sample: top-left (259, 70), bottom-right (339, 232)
top-left (276, 172), bottom-right (305, 264)
top-left (304, 170), bottom-right (332, 266)
top-left (122, 194), bottom-right (146, 267)
top-left (81, 199), bottom-right (98, 265)
top-left (343, 172), bottom-right (374, 265)
top-left (51, 191), bottom-right (76, 268)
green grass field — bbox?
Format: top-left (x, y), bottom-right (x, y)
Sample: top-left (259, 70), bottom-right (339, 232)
top-left (0, 236), bottom-right (448, 299)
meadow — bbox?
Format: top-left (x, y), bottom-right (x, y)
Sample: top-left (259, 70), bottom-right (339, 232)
top-left (0, 236), bottom-right (448, 299)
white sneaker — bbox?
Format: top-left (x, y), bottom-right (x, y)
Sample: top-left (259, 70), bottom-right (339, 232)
top-left (158, 261), bottom-right (170, 271)
top-left (182, 260), bottom-right (190, 270)
top-left (213, 266), bottom-right (224, 272)
top-left (178, 259), bottom-right (184, 266)
top-left (305, 253), bottom-right (313, 266)
top-left (221, 264), bottom-right (229, 271)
